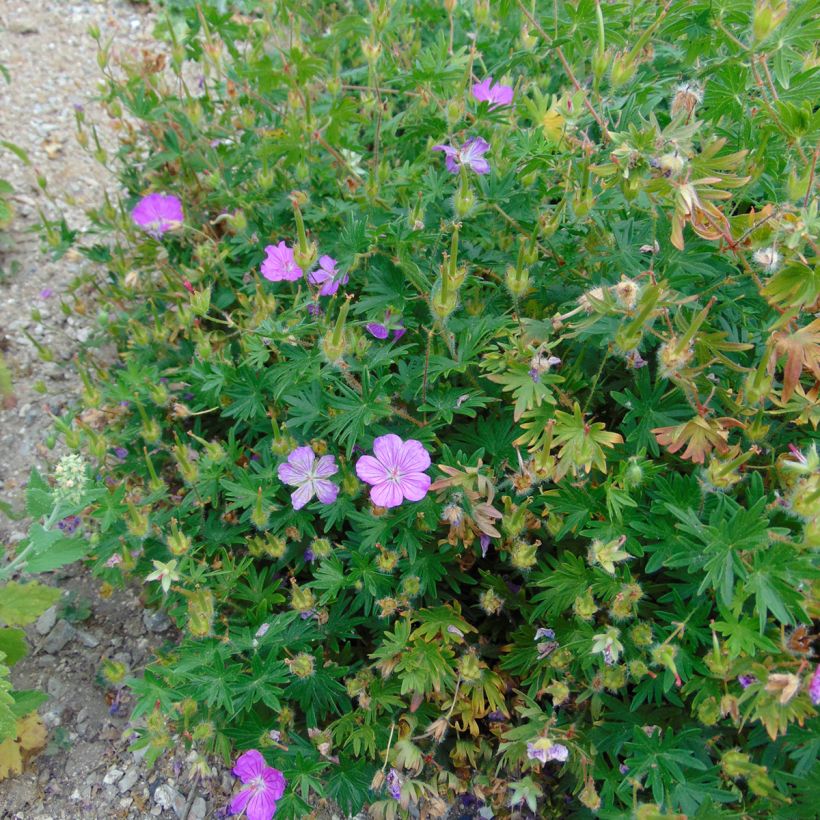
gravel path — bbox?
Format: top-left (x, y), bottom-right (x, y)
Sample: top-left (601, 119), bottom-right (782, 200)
top-left (0, 2), bottom-right (221, 818)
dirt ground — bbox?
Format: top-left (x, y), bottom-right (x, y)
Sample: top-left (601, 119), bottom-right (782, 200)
top-left (0, 2), bottom-right (217, 817)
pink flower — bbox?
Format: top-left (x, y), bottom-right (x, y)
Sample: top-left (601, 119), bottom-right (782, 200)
top-left (366, 311), bottom-right (405, 340)
top-left (277, 446), bottom-right (339, 509)
top-left (131, 193), bottom-right (184, 238)
top-left (229, 749), bottom-right (286, 820)
top-left (261, 241), bottom-right (303, 282)
top-left (355, 434), bottom-right (431, 508)
top-left (308, 255), bottom-right (348, 295)
top-left (472, 77), bottom-right (514, 109)
top-left (809, 664), bottom-right (820, 705)
top-left (432, 137), bottom-right (491, 175)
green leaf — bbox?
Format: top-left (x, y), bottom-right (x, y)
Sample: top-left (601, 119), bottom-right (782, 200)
top-left (25, 468), bottom-right (53, 519)
top-left (325, 757), bottom-right (374, 814)
top-left (24, 537), bottom-right (88, 574)
top-left (10, 689), bottom-right (47, 718)
top-left (0, 628), bottom-right (27, 666)
top-left (1, 140), bottom-right (31, 166)
top-left (0, 582), bottom-right (60, 626)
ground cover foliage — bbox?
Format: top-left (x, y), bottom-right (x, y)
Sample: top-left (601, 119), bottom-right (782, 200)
top-left (37, 0), bottom-right (820, 816)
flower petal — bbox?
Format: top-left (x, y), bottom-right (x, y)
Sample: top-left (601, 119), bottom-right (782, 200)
top-left (370, 480), bottom-right (404, 508)
top-left (277, 462), bottom-right (306, 485)
top-left (246, 789), bottom-right (277, 820)
top-left (356, 455), bottom-right (389, 485)
top-left (262, 767), bottom-right (287, 800)
top-left (290, 482), bottom-right (315, 510)
top-left (398, 439), bottom-right (431, 473)
top-left (373, 434), bottom-right (404, 470)
top-left (233, 749), bottom-right (266, 782)
top-left (228, 787), bottom-right (253, 816)
top-left (469, 157), bottom-right (490, 175)
top-left (432, 144), bottom-right (457, 157)
top-left (287, 446), bottom-right (315, 472)
top-left (313, 455), bottom-right (339, 478)
top-left (366, 322), bottom-right (389, 339)
top-left (398, 472), bottom-right (430, 502)
top-left (314, 479), bottom-right (339, 505)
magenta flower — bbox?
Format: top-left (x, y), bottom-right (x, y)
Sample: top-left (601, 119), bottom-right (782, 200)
top-left (432, 137), bottom-right (491, 175)
top-left (355, 434), bottom-right (431, 508)
top-left (472, 77), bottom-right (514, 109)
top-left (261, 241), bottom-right (303, 282)
top-left (131, 193), bottom-right (184, 238)
top-left (308, 255), bottom-right (348, 296)
top-left (366, 311), bottom-right (405, 340)
top-left (229, 749), bottom-right (286, 820)
top-left (277, 446), bottom-right (339, 510)
top-left (809, 665), bottom-right (820, 705)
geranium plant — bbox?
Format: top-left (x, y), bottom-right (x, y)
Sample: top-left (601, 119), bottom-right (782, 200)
top-left (36, 0), bottom-right (820, 816)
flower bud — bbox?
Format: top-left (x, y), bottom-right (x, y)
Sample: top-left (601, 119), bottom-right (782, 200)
top-left (753, 0), bottom-right (788, 42)
top-left (610, 51), bottom-right (636, 88)
top-left (453, 183), bottom-right (476, 217)
top-left (697, 696), bottom-right (720, 726)
top-left (505, 264), bottom-right (530, 299)
top-left (286, 653), bottom-right (316, 678)
top-left (479, 588), bottom-right (504, 615)
top-left (251, 488), bottom-right (270, 529)
top-left (168, 519), bottom-right (191, 556)
top-left (290, 580), bottom-right (315, 613)
top-left (186, 588), bottom-right (215, 637)
top-left (125, 502), bottom-right (150, 539)
top-left (546, 681), bottom-right (570, 706)
top-left (376, 549), bottom-right (399, 573)
top-left (309, 537), bottom-right (332, 560)
top-left (431, 278), bottom-right (458, 320)
top-left (510, 539), bottom-right (538, 571)
top-left (592, 48), bottom-right (610, 82)
top-left (321, 297), bottom-right (351, 363)
top-left (602, 664), bottom-right (627, 690)
top-left (573, 588), bottom-right (598, 620)
top-left (401, 575), bottom-right (420, 598)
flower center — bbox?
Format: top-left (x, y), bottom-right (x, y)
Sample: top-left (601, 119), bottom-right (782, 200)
top-left (388, 467), bottom-right (401, 482)
top-left (251, 775), bottom-right (266, 794)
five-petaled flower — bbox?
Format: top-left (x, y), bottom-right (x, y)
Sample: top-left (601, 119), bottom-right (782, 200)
top-left (229, 749), bottom-right (286, 820)
top-left (432, 137), bottom-right (491, 175)
top-left (471, 77), bottom-right (514, 109)
top-left (145, 559), bottom-right (181, 594)
top-left (278, 446), bottom-right (339, 510)
top-left (356, 434), bottom-right (431, 508)
top-left (308, 255), bottom-right (348, 296)
top-left (526, 738), bottom-right (569, 764)
top-left (131, 193), bottom-right (184, 238)
top-left (261, 241), bottom-right (304, 282)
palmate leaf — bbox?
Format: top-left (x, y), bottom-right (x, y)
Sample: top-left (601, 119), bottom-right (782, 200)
top-left (325, 756), bottom-right (374, 814)
top-left (622, 726), bottom-right (708, 808)
top-left (551, 402), bottom-right (623, 479)
top-left (484, 365), bottom-right (558, 421)
top-left (652, 414), bottom-right (738, 464)
top-left (530, 552), bottom-right (591, 620)
top-left (770, 317), bottom-right (820, 401)
top-left (613, 370), bottom-right (692, 455)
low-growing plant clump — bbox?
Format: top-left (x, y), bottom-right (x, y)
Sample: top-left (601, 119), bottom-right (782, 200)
top-left (28, 0), bottom-right (820, 816)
